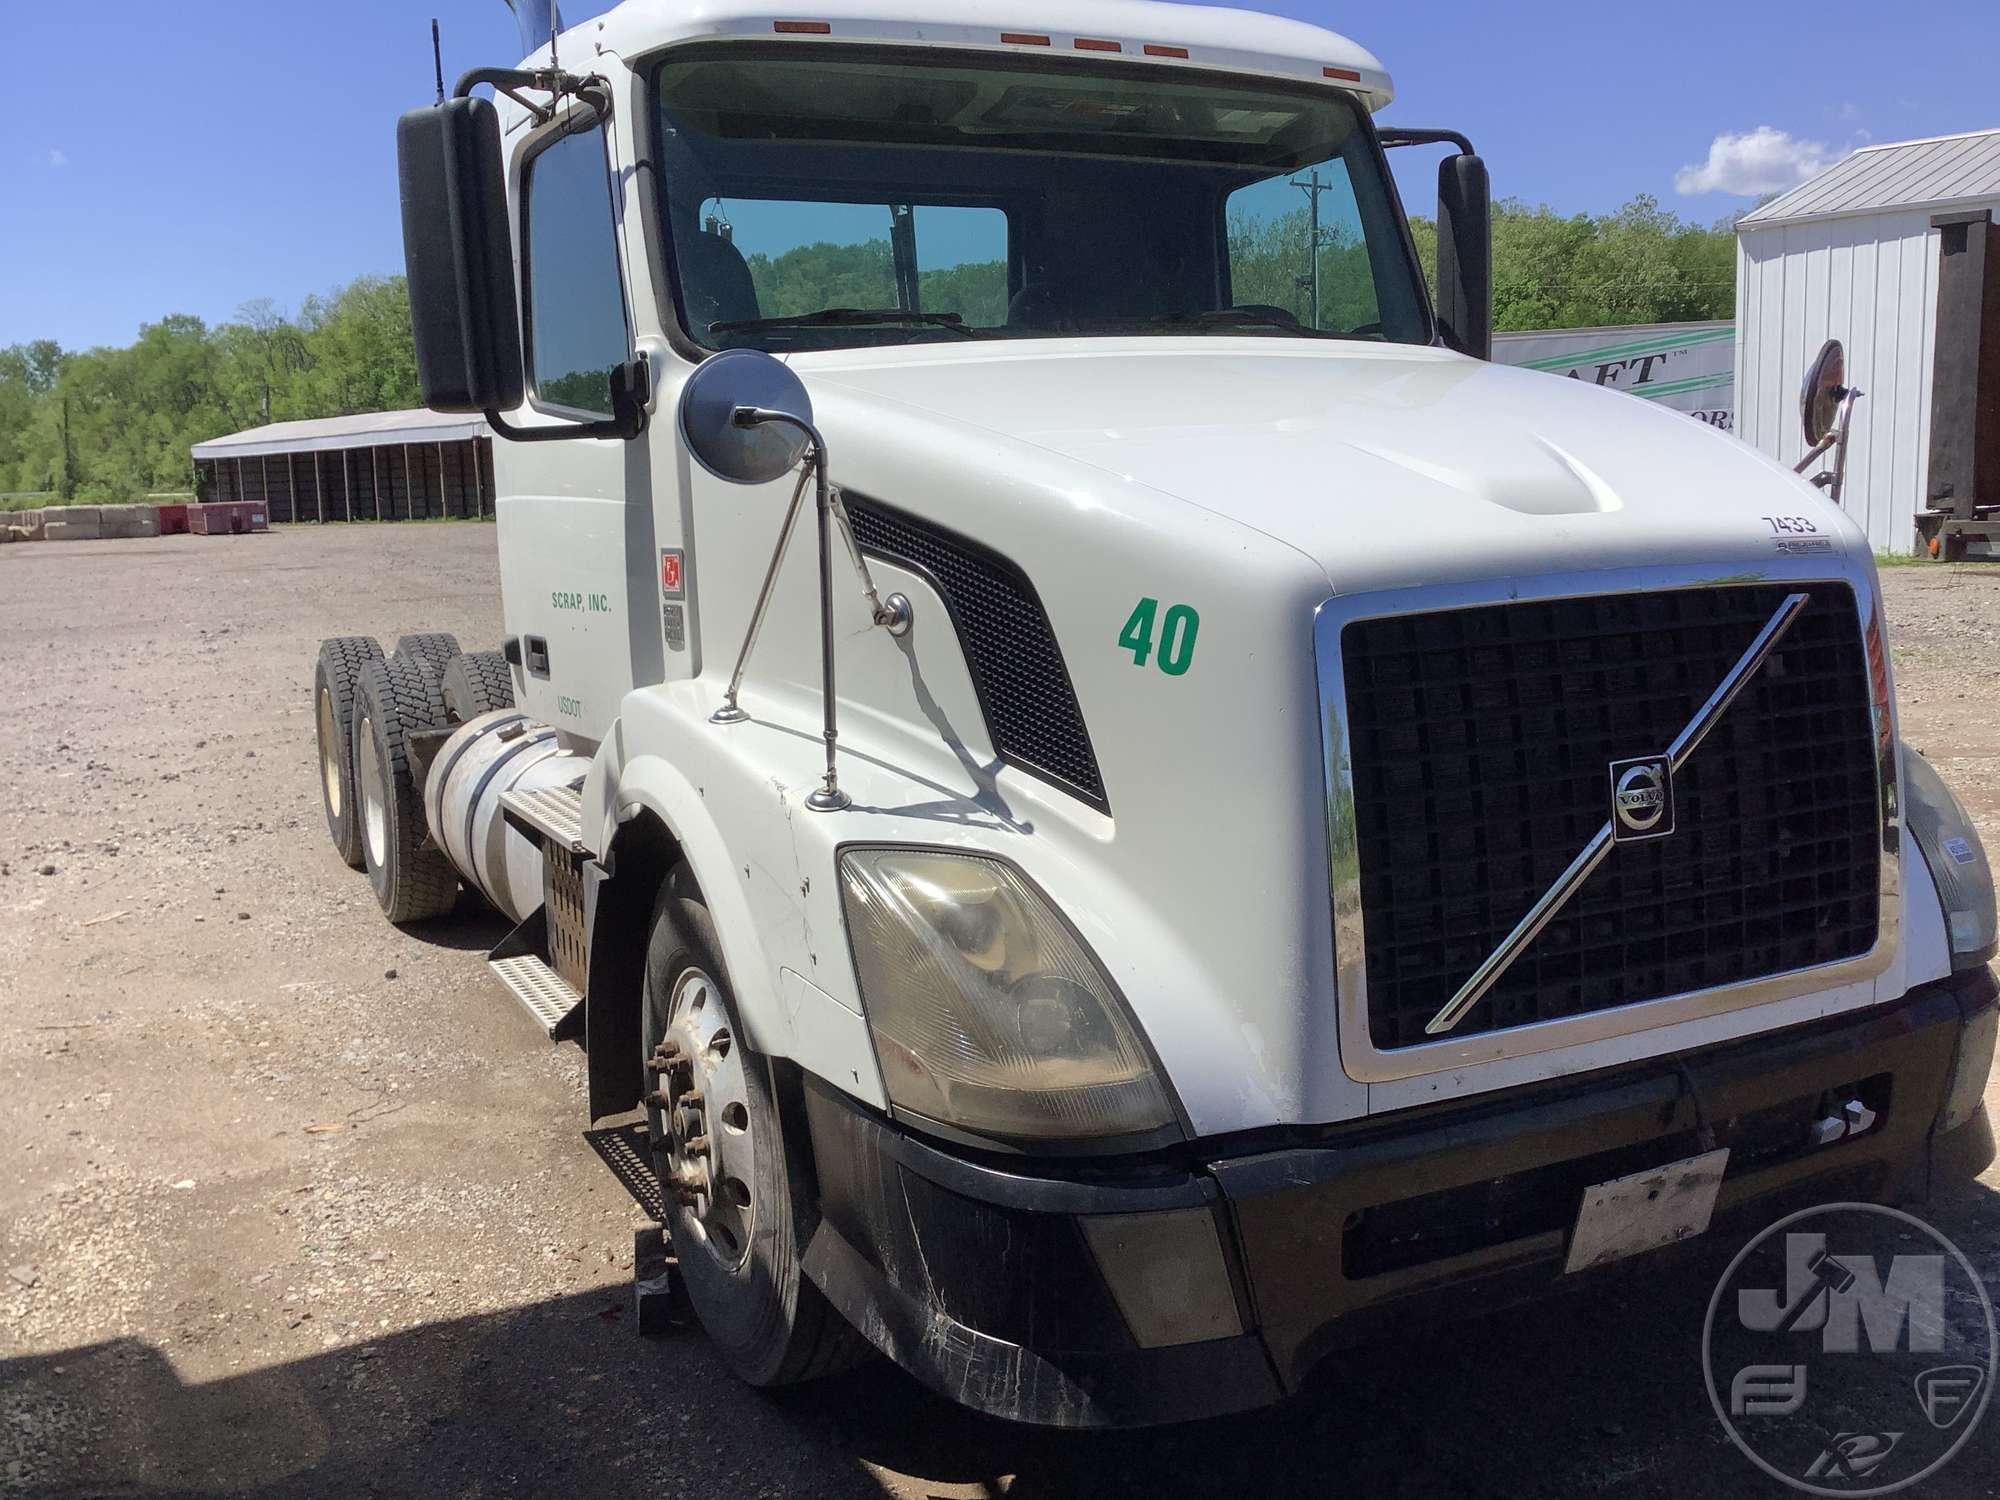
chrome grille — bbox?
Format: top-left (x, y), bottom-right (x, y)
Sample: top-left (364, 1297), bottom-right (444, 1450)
top-left (1339, 583), bottom-right (1882, 1050)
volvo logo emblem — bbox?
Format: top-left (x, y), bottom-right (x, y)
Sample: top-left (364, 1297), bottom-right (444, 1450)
top-left (1609, 755), bottom-right (1675, 842)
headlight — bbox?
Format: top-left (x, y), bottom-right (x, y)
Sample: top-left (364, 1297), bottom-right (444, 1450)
top-left (837, 849), bottom-right (1177, 1143)
top-left (1902, 741), bottom-right (1998, 970)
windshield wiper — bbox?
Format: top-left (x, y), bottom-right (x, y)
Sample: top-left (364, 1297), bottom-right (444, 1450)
top-left (1146, 310), bottom-right (1370, 339)
top-left (707, 308), bottom-right (987, 338)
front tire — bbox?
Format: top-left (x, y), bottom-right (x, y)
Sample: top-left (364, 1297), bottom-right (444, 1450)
top-left (314, 636), bottom-right (384, 869)
top-left (642, 867), bottom-right (863, 1386)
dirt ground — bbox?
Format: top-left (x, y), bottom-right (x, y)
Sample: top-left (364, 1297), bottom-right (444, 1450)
top-left (2, 525), bottom-right (1997, 1498)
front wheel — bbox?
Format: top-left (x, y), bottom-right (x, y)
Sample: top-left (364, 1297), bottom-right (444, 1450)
top-left (642, 867), bottom-right (864, 1386)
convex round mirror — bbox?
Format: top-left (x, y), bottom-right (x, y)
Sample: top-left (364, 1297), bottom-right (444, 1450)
top-left (679, 348), bottom-right (815, 485)
top-left (1801, 338), bottom-right (1847, 446)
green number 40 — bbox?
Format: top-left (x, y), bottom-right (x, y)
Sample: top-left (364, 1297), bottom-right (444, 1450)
top-left (1118, 598), bottom-right (1200, 676)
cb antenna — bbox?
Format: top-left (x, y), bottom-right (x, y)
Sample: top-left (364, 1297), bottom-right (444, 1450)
top-left (430, 19), bottom-right (444, 105)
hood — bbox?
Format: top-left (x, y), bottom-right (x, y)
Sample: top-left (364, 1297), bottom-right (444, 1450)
top-left (804, 339), bottom-right (1850, 597)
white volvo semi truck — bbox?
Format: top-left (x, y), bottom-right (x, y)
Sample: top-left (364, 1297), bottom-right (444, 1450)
top-left (310, 0), bottom-right (1998, 1426)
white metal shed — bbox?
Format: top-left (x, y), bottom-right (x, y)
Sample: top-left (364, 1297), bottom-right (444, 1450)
top-left (1734, 128), bottom-right (2000, 552)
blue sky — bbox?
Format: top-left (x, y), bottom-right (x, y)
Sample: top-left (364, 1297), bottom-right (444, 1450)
top-left (4, 0), bottom-right (1994, 351)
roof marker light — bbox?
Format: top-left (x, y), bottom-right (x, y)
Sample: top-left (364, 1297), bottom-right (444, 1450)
top-left (1323, 66), bottom-right (1361, 82)
top-left (1000, 31), bottom-right (1051, 44)
top-left (1143, 44), bottom-right (1189, 58)
top-left (1074, 37), bottom-right (1122, 52)
top-left (774, 19), bottom-right (832, 33)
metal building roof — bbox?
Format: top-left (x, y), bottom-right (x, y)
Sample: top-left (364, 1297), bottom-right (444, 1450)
top-left (190, 409), bottom-right (487, 460)
top-left (1738, 128), bottom-right (2000, 230)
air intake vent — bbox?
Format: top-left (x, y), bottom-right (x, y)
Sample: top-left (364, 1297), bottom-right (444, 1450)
top-left (841, 494), bottom-right (1106, 810)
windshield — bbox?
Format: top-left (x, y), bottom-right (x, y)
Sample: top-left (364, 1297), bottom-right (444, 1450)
top-left (651, 47), bottom-right (1430, 353)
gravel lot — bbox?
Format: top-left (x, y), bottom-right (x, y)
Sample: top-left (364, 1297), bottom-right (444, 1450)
top-left (2, 525), bottom-right (1997, 1498)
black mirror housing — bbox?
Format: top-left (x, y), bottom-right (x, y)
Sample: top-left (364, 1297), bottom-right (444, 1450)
top-left (397, 97), bottom-right (524, 414)
top-left (1434, 152), bottom-right (1493, 361)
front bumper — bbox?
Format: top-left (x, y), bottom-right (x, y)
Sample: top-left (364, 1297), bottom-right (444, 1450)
top-left (799, 968), bottom-right (1996, 1428)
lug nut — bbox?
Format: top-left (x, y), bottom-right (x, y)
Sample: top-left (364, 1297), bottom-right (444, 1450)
top-left (678, 1088), bottom-right (703, 1108)
top-left (644, 1090), bottom-right (672, 1110)
top-left (684, 1135), bottom-right (711, 1158)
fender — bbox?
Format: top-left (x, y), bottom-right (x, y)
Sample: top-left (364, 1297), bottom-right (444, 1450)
top-left (581, 699), bottom-right (890, 1120)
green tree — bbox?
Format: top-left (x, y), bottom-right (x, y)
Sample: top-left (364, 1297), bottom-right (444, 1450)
top-left (0, 276), bottom-right (426, 507)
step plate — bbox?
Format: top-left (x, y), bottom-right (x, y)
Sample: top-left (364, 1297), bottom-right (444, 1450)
top-left (501, 783), bottom-right (589, 856)
top-left (488, 953), bottom-right (583, 1039)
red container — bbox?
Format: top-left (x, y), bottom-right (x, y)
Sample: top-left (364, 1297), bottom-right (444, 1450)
top-left (189, 501), bottom-right (270, 536)
top-left (156, 503), bottom-right (190, 535)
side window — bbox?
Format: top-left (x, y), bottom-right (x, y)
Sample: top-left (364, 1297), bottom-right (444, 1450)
top-left (1225, 155), bottom-right (1384, 337)
top-left (523, 124), bottom-right (630, 415)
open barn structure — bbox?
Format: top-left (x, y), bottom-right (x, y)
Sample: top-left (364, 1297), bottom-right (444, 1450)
top-left (190, 411), bottom-right (494, 523)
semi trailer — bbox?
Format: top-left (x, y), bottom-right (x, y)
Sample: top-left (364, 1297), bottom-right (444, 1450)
top-left (311, 0), bottom-right (1999, 1426)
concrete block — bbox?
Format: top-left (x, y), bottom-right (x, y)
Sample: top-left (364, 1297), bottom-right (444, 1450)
top-left (43, 510), bottom-right (102, 541)
top-left (12, 511), bottom-right (45, 540)
top-left (99, 504), bottom-right (160, 539)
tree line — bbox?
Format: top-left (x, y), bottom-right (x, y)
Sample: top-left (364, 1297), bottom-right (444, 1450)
top-left (0, 277), bottom-right (419, 507)
top-left (0, 196), bottom-right (1736, 506)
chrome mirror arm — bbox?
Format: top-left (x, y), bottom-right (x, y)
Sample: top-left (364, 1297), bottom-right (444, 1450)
top-left (829, 485), bottom-right (912, 636)
top-left (709, 409), bottom-right (851, 812)
top-left (710, 462), bottom-right (814, 726)
top-left (1793, 387), bottom-right (1863, 505)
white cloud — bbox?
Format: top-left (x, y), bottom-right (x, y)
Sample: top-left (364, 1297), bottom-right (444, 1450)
top-left (47, 147), bottom-right (67, 168)
top-left (1674, 127), bottom-right (1836, 197)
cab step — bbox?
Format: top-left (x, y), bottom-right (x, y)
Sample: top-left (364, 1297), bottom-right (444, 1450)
top-left (488, 952), bottom-right (584, 1040)
top-left (500, 782), bottom-right (589, 856)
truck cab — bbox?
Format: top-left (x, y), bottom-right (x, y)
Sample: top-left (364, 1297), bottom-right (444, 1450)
top-left (314, 0), bottom-right (1998, 1426)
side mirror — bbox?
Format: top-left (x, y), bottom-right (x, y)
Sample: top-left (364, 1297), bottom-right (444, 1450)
top-left (679, 349), bottom-right (816, 485)
top-left (1435, 152), bottom-right (1493, 361)
top-left (396, 96), bottom-right (524, 414)
top-left (1801, 338), bottom-right (1846, 446)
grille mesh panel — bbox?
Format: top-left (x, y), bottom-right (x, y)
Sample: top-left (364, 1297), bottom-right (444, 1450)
top-left (844, 494), bottom-right (1105, 807)
top-left (1340, 584), bottom-right (1881, 1049)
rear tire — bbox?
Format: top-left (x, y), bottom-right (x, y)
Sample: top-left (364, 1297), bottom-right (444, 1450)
top-left (353, 655), bottom-right (459, 924)
top-left (394, 631), bottom-right (461, 684)
top-left (643, 866), bottom-right (866, 1386)
top-left (440, 649), bottom-right (517, 722)
top-left (314, 636), bottom-right (384, 869)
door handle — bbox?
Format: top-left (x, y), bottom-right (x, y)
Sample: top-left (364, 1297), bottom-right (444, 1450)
top-left (524, 635), bottom-right (551, 678)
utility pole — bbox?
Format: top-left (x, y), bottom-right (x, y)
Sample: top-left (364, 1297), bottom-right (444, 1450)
top-left (1288, 168), bottom-right (1339, 330)
top-left (58, 393), bottom-right (75, 499)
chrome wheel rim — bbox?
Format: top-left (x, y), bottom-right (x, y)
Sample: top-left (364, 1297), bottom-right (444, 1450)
top-left (357, 714), bottom-right (388, 871)
top-left (317, 686), bottom-right (343, 820)
top-left (654, 968), bottom-right (755, 1275)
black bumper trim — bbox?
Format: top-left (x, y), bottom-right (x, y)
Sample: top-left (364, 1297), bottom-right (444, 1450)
top-left (802, 1212), bottom-right (1280, 1428)
top-left (799, 971), bottom-right (1993, 1426)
